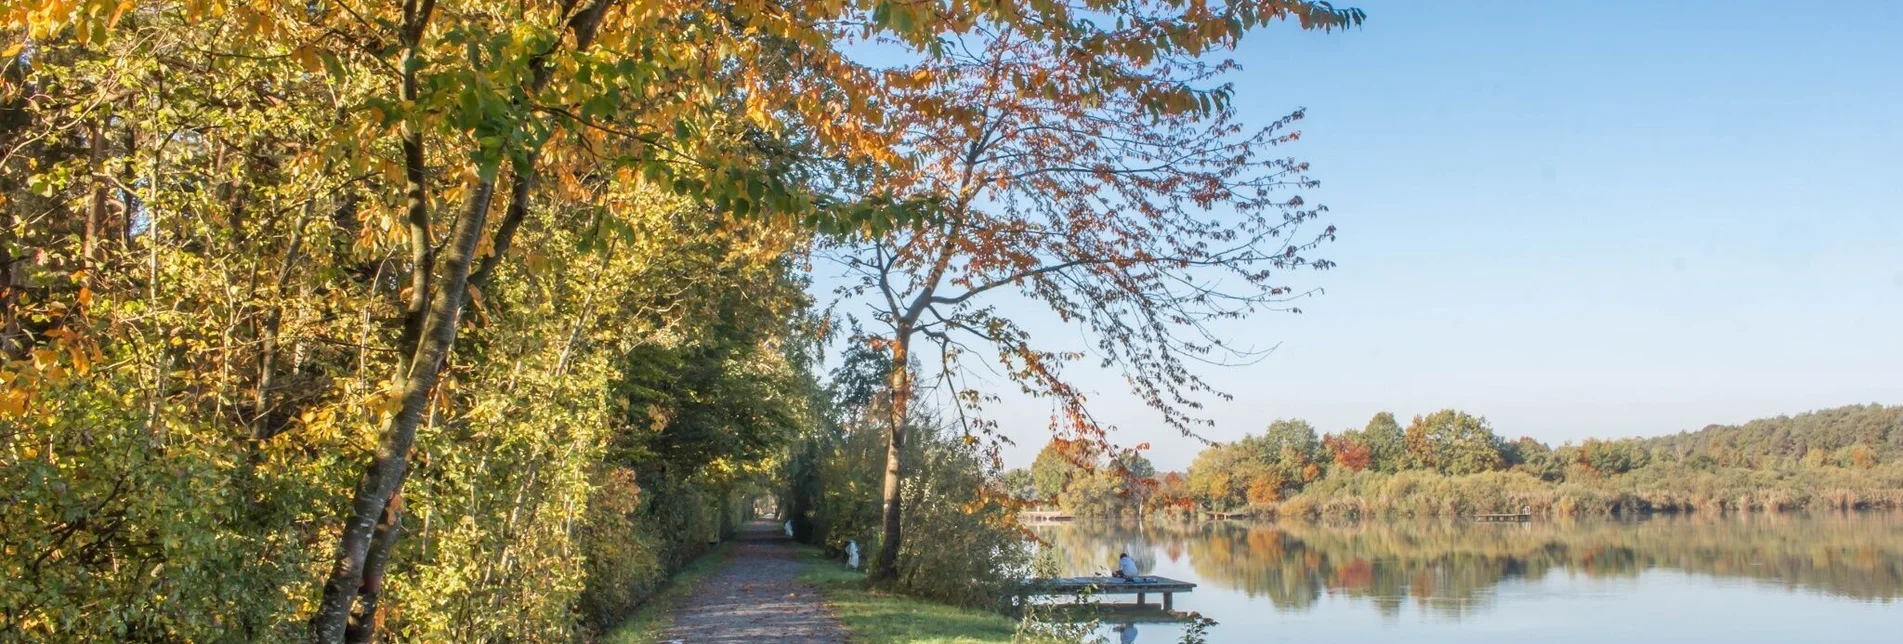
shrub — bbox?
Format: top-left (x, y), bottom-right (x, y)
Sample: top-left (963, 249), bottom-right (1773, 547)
top-left (785, 415), bottom-right (1034, 609)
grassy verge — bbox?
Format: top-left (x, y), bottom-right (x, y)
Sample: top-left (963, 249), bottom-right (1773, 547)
top-left (793, 545), bottom-right (1022, 644)
top-left (600, 541), bottom-right (737, 644)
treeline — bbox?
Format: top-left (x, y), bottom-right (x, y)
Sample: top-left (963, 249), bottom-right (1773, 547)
top-left (1008, 405), bottom-right (1903, 519)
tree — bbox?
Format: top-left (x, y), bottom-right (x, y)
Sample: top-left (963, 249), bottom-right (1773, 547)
top-left (1257, 418), bottom-right (1321, 466)
top-left (830, 3), bottom-right (1365, 580)
top-left (1115, 451), bottom-right (1158, 480)
top-left (998, 468), bottom-right (1037, 500)
top-left (1324, 432), bottom-right (1374, 472)
top-left (1245, 469), bottom-right (1288, 505)
top-left (1405, 410), bottom-right (1505, 475)
top-left (1579, 438), bottom-right (1650, 475)
top-left (1363, 412), bottom-right (1408, 472)
top-left (1188, 442), bottom-right (1261, 510)
top-left (1153, 472), bottom-right (1195, 514)
top-left (1057, 468), bottom-right (1128, 517)
top-left (1846, 445), bottom-right (1878, 469)
top-left (1030, 438), bottom-right (1092, 501)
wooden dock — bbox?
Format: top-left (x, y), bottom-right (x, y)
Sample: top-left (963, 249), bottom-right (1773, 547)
top-left (1473, 512), bottom-right (1531, 522)
top-left (1026, 576), bottom-right (1197, 610)
top-left (1018, 510), bottom-right (1075, 522)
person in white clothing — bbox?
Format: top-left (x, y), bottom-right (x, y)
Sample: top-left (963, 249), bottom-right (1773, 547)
top-left (846, 540), bottom-right (861, 569)
top-left (784, 520), bottom-right (794, 538)
top-left (1112, 552), bottom-right (1140, 582)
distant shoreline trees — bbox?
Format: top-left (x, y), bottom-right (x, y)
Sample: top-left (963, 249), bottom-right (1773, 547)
top-left (1003, 404), bottom-right (1903, 518)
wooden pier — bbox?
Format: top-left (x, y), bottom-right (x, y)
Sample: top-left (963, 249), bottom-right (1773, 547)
top-left (1018, 510), bottom-right (1075, 522)
top-left (1026, 576), bottom-right (1197, 611)
top-left (1473, 512), bottom-right (1532, 522)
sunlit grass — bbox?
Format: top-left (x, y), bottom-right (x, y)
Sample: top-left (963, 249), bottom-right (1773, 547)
top-left (600, 541), bottom-right (737, 644)
top-left (794, 545), bottom-right (1023, 644)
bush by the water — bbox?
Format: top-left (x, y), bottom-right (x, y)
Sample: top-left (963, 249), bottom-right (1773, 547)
top-left (783, 412), bottom-right (1033, 609)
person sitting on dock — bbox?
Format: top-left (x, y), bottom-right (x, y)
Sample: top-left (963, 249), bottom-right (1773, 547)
top-left (1112, 552), bottom-right (1142, 582)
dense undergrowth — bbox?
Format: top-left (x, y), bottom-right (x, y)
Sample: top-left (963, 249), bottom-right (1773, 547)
top-left (781, 368), bottom-right (1036, 611)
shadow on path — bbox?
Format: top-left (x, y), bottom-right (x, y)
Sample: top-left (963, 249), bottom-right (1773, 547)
top-left (663, 521), bottom-right (846, 643)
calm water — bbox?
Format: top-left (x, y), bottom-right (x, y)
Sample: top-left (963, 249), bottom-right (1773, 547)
top-left (1031, 513), bottom-right (1903, 643)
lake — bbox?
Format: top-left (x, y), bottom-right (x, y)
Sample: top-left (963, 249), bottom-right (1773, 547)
top-left (1030, 513), bottom-right (1903, 643)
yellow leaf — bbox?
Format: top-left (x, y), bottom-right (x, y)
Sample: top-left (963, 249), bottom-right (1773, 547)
top-left (293, 46), bottom-right (321, 74)
top-left (66, 346), bottom-right (89, 376)
top-left (0, 390), bottom-right (28, 417)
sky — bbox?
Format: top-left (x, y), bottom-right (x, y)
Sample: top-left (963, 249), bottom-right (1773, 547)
top-left (818, 0), bottom-right (1903, 472)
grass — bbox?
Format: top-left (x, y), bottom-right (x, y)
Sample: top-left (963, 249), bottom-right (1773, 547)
top-left (600, 541), bottom-right (737, 644)
top-left (793, 545), bottom-right (1024, 644)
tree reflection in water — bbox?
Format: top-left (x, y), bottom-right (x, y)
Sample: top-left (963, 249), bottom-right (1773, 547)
top-left (1032, 513), bottom-right (1903, 618)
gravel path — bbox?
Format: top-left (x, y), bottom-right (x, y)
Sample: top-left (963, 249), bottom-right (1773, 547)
top-left (663, 522), bottom-right (847, 643)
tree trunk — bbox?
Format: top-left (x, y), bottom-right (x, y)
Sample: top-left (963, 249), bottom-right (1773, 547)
top-left (84, 119), bottom-right (108, 275)
top-left (310, 3), bottom-right (616, 638)
top-left (870, 333), bottom-right (911, 583)
top-left (344, 489), bottom-right (402, 644)
top-left (309, 4), bottom-right (439, 640)
top-left (309, 179), bottom-right (494, 644)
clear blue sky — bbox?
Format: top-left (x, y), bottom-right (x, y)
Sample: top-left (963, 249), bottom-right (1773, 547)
top-left (824, 0), bottom-right (1903, 472)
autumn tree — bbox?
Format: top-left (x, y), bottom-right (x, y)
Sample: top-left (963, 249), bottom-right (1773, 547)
top-left (826, 0), bottom-right (1364, 581)
top-left (1846, 445), bottom-right (1878, 469)
top-left (1153, 471), bottom-right (1195, 514)
top-left (1404, 410), bottom-right (1506, 476)
top-left (1030, 437), bottom-right (1093, 501)
top-left (1187, 441), bottom-right (1257, 510)
top-left (1245, 469), bottom-right (1288, 504)
top-left (1323, 431), bottom-right (1374, 472)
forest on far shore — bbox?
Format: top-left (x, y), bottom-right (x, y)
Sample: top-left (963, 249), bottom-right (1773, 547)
top-left (1007, 403), bottom-right (1903, 518)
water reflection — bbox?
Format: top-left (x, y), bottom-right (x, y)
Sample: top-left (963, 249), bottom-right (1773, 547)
top-left (1033, 512), bottom-right (1903, 620)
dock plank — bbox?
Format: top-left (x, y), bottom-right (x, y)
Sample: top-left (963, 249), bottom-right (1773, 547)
top-left (1031, 576), bottom-right (1197, 593)
top-left (1025, 576), bottom-right (1198, 610)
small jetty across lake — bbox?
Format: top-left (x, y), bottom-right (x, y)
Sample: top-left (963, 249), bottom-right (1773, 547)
top-left (1473, 512), bottom-right (1532, 522)
top-left (1019, 510), bottom-right (1075, 522)
top-left (1026, 576), bottom-right (1198, 610)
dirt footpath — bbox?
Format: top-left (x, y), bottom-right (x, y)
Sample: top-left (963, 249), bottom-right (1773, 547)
top-left (663, 522), bottom-right (847, 643)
